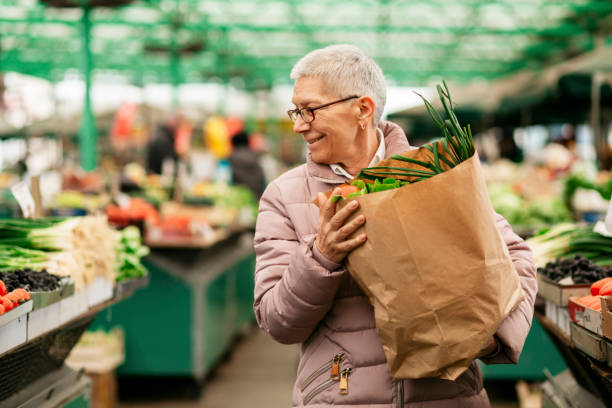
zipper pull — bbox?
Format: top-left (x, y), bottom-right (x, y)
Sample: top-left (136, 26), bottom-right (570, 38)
top-left (338, 367), bottom-right (352, 395)
top-left (330, 353), bottom-right (344, 380)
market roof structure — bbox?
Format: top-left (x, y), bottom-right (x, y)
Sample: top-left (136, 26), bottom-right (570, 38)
top-left (1, 0), bottom-right (612, 89)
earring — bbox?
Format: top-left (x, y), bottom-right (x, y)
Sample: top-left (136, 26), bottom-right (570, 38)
top-left (360, 122), bottom-right (366, 130)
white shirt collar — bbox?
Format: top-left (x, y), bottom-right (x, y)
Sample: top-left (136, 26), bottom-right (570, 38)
top-left (330, 128), bottom-right (386, 180)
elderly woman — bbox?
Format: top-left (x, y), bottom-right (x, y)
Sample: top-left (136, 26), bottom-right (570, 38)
top-left (254, 44), bottom-right (536, 407)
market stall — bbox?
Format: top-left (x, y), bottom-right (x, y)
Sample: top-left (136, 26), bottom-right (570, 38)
top-left (526, 222), bottom-right (612, 406)
top-left (0, 216), bottom-right (149, 407)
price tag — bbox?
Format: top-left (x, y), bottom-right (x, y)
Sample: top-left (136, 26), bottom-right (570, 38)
top-left (10, 181), bottom-right (36, 218)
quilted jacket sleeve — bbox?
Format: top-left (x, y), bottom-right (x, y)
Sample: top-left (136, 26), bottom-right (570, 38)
top-left (480, 213), bottom-right (538, 365)
top-left (253, 181), bottom-right (347, 345)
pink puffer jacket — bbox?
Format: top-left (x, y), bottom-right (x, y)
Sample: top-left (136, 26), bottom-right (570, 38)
top-left (254, 121), bottom-right (537, 408)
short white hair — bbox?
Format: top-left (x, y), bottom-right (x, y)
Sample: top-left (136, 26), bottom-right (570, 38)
top-left (290, 44), bottom-right (386, 126)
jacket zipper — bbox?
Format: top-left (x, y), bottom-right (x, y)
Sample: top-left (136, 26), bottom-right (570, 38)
top-left (396, 380), bottom-right (404, 408)
top-left (303, 378), bottom-right (336, 405)
top-left (301, 353), bottom-right (344, 392)
top-left (338, 367), bottom-right (352, 395)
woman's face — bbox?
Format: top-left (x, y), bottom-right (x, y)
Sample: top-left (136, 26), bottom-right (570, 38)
top-left (291, 76), bottom-right (361, 165)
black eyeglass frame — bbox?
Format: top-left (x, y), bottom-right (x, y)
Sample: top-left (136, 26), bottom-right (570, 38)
top-left (287, 95), bottom-right (359, 123)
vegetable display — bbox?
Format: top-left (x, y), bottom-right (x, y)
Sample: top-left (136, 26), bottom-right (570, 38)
top-left (527, 223), bottom-right (612, 267)
top-left (0, 216), bottom-right (135, 289)
top-left (0, 269), bottom-right (62, 292)
top-left (115, 226), bottom-right (149, 282)
top-left (537, 255), bottom-right (610, 284)
top-left (0, 278), bottom-right (30, 316)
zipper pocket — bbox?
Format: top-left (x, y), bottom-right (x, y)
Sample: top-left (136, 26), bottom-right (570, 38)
top-left (396, 380), bottom-right (404, 408)
top-left (301, 353), bottom-right (344, 391)
top-left (303, 378), bottom-right (336, 405)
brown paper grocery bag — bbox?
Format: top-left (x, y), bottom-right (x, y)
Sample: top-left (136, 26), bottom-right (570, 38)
top-left (337, 149), bottom-right (524, 380)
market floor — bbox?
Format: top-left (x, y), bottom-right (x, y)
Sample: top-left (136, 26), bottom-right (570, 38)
top-left (117, 329), bottom-right (519, 408)
top-left (117, 328), bottom-right (298, 408)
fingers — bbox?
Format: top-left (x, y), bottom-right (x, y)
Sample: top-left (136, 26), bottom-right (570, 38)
top-left (330, 199), bottom-right (360, 230)
top-left (320, 189), bottom-right (339, 221)
top-left (336, 214), bottom-right (365, 240)
top-left (335, 232), bottom-right (367, 253)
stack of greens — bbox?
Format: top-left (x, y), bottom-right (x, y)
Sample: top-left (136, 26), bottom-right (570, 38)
top-left (115, 226), bottom-right (149, 282)
top-left (359, 81), bottom-right (474, 183)
top-left (527, 223), bottom-right (612, 267)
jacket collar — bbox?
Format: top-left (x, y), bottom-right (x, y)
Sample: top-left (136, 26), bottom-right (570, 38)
top-left (306, 120), bottom-right (413, 184)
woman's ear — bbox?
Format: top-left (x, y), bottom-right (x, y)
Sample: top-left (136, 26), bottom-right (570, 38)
top-left (357, 96), bottom-right (375, 123)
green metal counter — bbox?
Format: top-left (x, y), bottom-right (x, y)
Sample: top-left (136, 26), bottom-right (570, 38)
top-left (91, 232), bottom-right (256, 380)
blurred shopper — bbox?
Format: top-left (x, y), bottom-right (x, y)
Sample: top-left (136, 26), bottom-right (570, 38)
top-left (146, 116), bottom-right (178, 174)
top-left (253, 44), bottom-right (537, 407)
top-left (228, 130), bottom-right (266, 199)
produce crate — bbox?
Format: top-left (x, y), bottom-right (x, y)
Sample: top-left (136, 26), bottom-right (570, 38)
top-left (545, 300), bottom-right (558, 324)
top-left (603, 296), bottom-right (612, 341)
top-left (569, 297), bottom-right (603, 336)
top-left (31, 278), bottom-right (75, 311)
top-left (558, 307), bottom-right (571, 336)
top-left (0, 315), bottom-right (28, 356)
top-left (59, 290), bottom-right (88, 325)
top-left (0, 300), bottom-right (32, 329)
top-left (87, 277), bottom-right (114, 308)
top-left (570, 322), bottom-right (608, 362)
top-left (27, 301), bottom-right (62, 340)
top-left (545, 300), bottom-right (570, 336)
top-left (537, 273), bottom-right (591, 307)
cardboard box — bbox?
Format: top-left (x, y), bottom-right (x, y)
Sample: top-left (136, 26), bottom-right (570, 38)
top-left (31, 278), bottom-right (75, 310)
top-left (607, 340), bottom-right (612, 369)
top-left (558, 307), bottom-right (571, 337)
top-left (537, 274), bottom-right (590, 307)
top-left (59, 290), bottom-right (88, 324)
top-left (0, 315), bottom-right (27, 355)
top-left (27, 301), bottom-right (61, 340)
top-left (602, 296), bottom-right (612, 341)
top-left (569, 297), bottom-right (603, 336)
top-left (570, 322), bottom-right (608, 362)
top-left (545, 300), bottom-right (558, 324)
top-left (0, 300), bottom-right (32, 328)
top-left (87, 277), bottom-right (114, 307)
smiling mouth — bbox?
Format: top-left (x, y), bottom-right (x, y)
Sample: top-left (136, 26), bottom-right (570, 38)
top-left (307, 136), bottom-right (324, 145)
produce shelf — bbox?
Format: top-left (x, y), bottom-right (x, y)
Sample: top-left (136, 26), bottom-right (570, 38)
top-left (0, 275), bottom-right (148, 404)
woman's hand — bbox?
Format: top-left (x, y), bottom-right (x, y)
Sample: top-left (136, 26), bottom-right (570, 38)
top-left (315, 188), bottom-right (367, 264)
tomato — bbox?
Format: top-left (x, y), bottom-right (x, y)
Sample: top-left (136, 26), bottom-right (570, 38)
top-left (336, 184), bottom-right (361, 198)
top-left (0, 280), bottom-right (6, 297)
top-left (12, 289), bottom-right (30, 301)
top-left (591, 277), bottom-right (612, 296)
top-left (599, 280), bottom-right (612, 296)
top-left (1, 297), bottom-right (13, 312)
top-left (5, 292), bottom-right (21, 307)
top-left (0, 304), bottom-right (4, 315)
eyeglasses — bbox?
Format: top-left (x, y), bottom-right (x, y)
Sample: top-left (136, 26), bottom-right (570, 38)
top-left (287, 95), bottom-right (359, 123)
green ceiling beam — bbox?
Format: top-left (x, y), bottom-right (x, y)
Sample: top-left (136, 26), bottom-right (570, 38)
top-left (0, 16), bottom-right (599, 38)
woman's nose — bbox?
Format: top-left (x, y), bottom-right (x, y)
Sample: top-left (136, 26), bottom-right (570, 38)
top-left (293, 116), bottom-right (310, 133)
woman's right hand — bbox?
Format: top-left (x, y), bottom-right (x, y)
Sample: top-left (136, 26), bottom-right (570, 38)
top-left (315, 188), bottom-right (367, 264)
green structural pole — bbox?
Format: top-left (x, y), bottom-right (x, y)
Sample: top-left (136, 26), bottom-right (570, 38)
top-left (170, 41), bottom-right (180, 108)
top-left (78, 6), bottom-right (97, 171)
